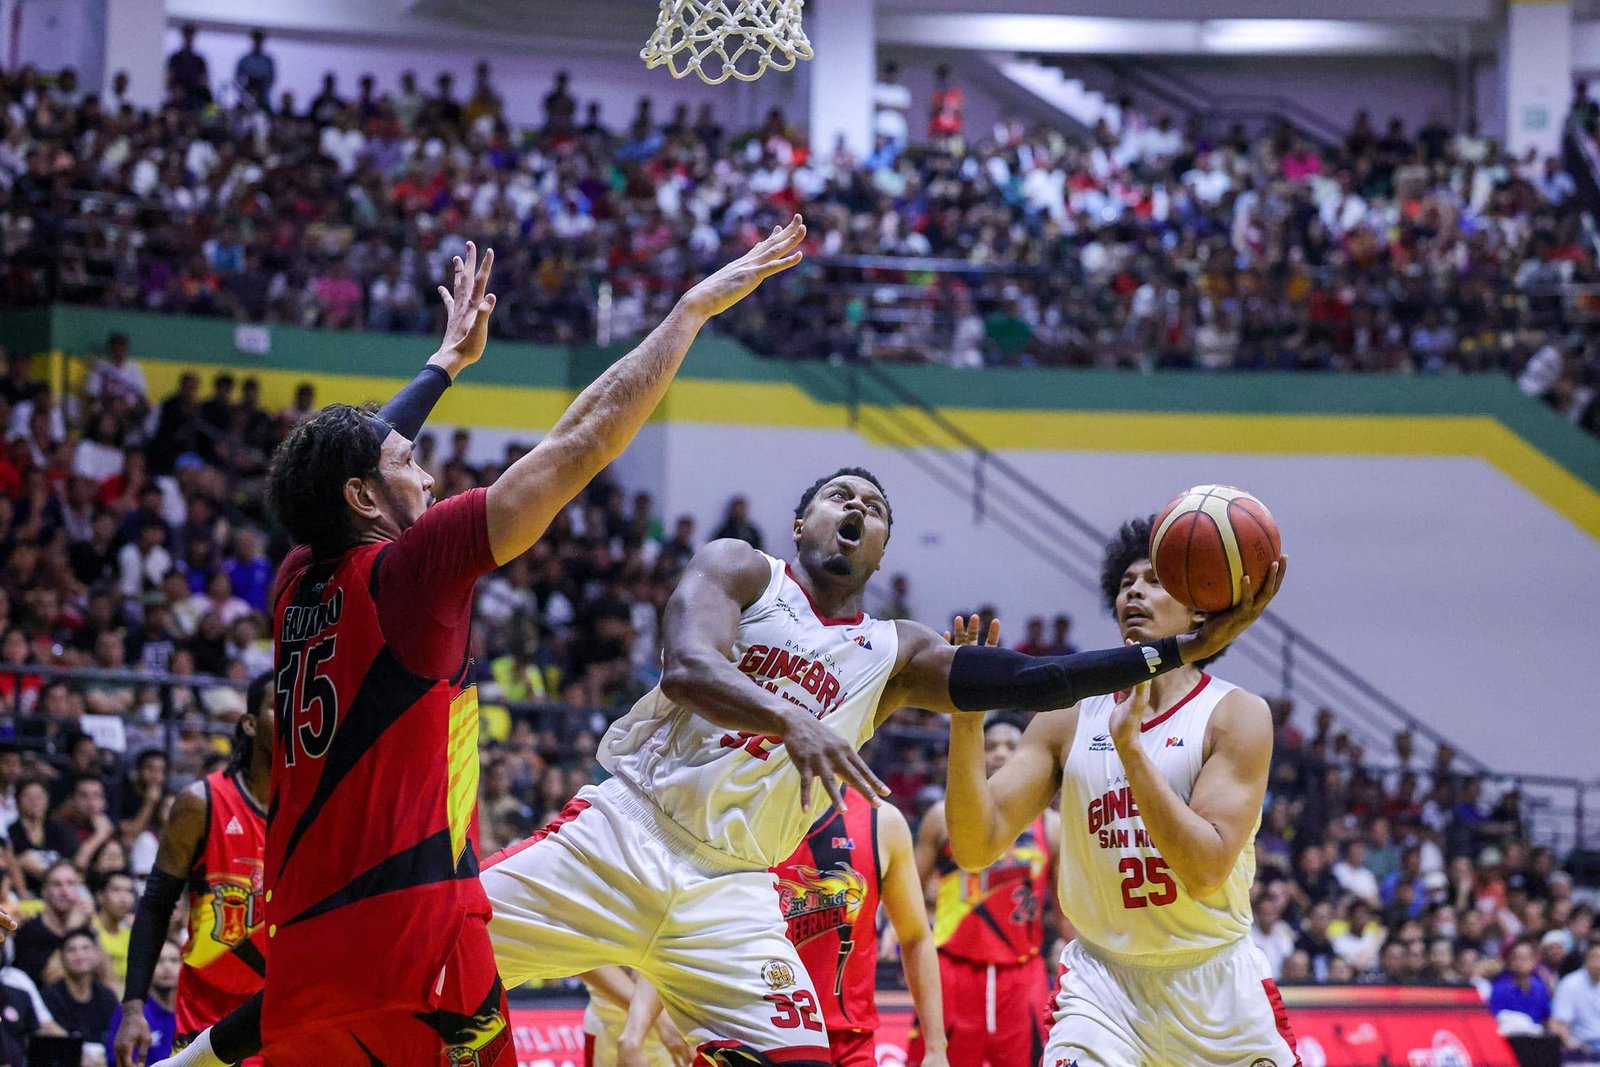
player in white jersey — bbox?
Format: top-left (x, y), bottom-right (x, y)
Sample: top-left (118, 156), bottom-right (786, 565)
top-left (484, 472), bottom-right (1274, 1066)
top-left (943, 516), bottom-right (1293, 1067)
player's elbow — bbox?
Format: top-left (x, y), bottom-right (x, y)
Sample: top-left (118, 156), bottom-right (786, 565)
top-left (947, 832), bottom-right (1005, 873)
top-left (659, 655), bottom-right (710, 705)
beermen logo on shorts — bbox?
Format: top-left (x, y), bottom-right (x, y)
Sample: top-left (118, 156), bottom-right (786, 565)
top-left (760, 959), bottom-right (797, 990)
top-left (1248, 1059), bottom-right (1276, 1067)
top-left (442, 1006), bottom-right (510, 1067)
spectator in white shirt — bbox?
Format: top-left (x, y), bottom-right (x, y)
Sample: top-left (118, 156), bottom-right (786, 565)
top-left (83, 333), bottom-right (148, 412)
top-left (1552, 943), bottom-right (1600, 1058)
top-left (71, 412), bottom-right (126, 485)
top-left (1250, 887), bottom-right (1297, 978)
top-left (1333, 840), bottom-right (1383, 906)
top-left (117, 521), bottom-right (173, 603)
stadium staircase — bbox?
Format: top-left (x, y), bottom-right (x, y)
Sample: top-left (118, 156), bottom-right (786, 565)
top-left (819, 358), bottom-right (1598, 855)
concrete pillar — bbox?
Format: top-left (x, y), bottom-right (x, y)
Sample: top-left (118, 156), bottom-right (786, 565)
top-left (103, 0), bottom-right (165, 107)
top-left (1504, 0), bottom-right (1572, 159)
top-left (805, 0), bottom-right (875, 159)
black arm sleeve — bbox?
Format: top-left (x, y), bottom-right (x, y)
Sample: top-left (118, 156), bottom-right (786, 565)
top-left (947, 637), bottom-right (1184, 712)
top-left (212, 990), bottom-right (264, 1062)
top-left (122, 868), bottom-right (185, 1003)
top-left (374, 364), bottom-right (452, 441)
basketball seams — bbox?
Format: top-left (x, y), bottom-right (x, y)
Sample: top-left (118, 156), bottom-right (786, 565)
top-left (1151, 484), bottom-right (1277, 614)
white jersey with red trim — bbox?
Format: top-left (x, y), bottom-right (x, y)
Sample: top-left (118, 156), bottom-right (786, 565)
top-left (1057, 672), bottom-right (1258, 965)
top-left (599, 552), bottom-right (900, 870)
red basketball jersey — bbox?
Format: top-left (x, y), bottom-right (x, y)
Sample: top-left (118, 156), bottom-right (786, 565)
top-left (264, 491), bottom-right (495, 1045)
top-left (175, 770), bottom-right (266, 1037)
top-left (773, 790), bottom-right (881, 1033)
top-left (931, 815), bottom-right (1051, 966)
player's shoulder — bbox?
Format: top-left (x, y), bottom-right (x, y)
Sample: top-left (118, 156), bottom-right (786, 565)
top-left (686, 538), bottom-right (775, 599)
top-left (1203, 680), bottom-right (1273, 747)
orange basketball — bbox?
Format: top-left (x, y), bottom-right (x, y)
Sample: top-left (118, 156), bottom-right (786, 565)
top-left (1149, 485), bottom-right (1281, 613)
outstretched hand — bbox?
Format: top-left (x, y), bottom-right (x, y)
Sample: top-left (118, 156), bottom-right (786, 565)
top-left (433, 240), bottom-right (497, 377)
top-left (1181, 557), bottom-right (1287, 664)
top-left (679, 215), bottom-right (807, 321)
top-left (945, 613), bottom-right (1001, 649)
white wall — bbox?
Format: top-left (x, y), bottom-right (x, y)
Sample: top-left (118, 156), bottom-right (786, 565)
top-left (160, 25), bottom-right (798, 134)
top-left (615, 421), bottom-right (1600, 779)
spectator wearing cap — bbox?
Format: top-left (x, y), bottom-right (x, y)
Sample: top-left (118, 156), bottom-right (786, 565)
top-left (1538, 930), bottom-right (1575, 989)
top-left (1552, 943), bottom-right (1600, 1058)
top-left (83, 334), bottom-right (147, 413)
top-left (1489, 936), bottom-right (1552, 1025)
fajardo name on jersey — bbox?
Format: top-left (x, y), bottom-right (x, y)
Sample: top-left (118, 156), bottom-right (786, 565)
top-left (1086, 785), bottom-right (1155, 850)
top-left (280, 589), bottom-right (343, 643)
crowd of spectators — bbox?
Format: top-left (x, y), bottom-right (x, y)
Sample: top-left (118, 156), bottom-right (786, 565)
top-left (2, 34), bottom-right (1600, 438)
top-left (1, 29), bottom-right (1599, 1059)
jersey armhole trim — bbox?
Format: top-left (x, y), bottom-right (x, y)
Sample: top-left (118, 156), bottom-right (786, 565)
top-left (739, 553), bottom-right (787, 622)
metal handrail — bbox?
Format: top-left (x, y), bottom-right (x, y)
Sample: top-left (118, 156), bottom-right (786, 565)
top-left (835, 360), bottom-right (1598, 849)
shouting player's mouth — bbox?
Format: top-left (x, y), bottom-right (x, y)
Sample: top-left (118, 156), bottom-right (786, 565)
top-left (836, 514), bottom-right (864, 550)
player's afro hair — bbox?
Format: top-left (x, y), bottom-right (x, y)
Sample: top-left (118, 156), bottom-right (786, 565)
top-left (794, 467), bottom-right (893, 539)
top-left (231, 672), bottom-right (273, 775)
top-left (1100, 515), bottom-right (1226, 666)
top-left (267, 403), bottom-right (386, 557)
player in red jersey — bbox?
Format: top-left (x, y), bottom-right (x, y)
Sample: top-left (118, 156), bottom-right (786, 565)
top-left (114, 674), bottom-right (273, 1067)
top-left (911, 713), bottom-right (1060, 1067)
top-left (773, 786), bottom-right (946, 1067)
top-left (157, 221), bottom-right (810, 1067)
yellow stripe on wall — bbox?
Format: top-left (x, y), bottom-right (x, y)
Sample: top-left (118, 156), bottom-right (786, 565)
top-left (135, 362), bottom-right (1600, 542)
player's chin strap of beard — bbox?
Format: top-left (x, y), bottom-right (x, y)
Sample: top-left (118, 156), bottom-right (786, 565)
top-left (947, 637), bottom-right (1184, 712)
top-left (366, 363), bottom-right (453, 443)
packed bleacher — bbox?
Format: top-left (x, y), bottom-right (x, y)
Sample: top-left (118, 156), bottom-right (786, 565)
top-left (0, 39), bottom-right (1599, 1060)
top-left (3, 47), bottom-right (1600, 441)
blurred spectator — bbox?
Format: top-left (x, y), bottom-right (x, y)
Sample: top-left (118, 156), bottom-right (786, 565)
top-left (1489, 936), bottom-right (1552, 1025)
top-left (235, 30), bottom-right (276, 112)
top-left (165, 25), bottom-right (210, 110)
top-left (90, 869), bottom-right (134, 992)
top-left (12, 861), bottom-right (90, 983)
top-left (83, 334), bottom-right (147, 413)
top-left (1551, 942), bottom-right (1600, 1058)
top-left (710, 496), bottom-right (762, 551)
top-left (873, 62), bottom-right (911, 149)
top-left (43, 928), bottom-right (116, 1043)
top-left (928, 64), bottom-right (963, 142)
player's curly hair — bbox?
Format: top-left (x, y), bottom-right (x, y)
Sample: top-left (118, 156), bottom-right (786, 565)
top-left (229, 672), bottom-right (273, 776)
top-left (1100, 516), bottom-right (1226, 667)
top-left (267, 403), bottom-right (386, 556)
top-left (793, 467), bottom-right (893, 540)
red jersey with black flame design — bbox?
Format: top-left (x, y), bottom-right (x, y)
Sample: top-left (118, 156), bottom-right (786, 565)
top-left (932, 814), bottom-right (1051, 966)
top-left (263, 488), bottom-right (499, 1044)
top-left (773, 789), bottom-right (881, 1033)
top-left (175, 769), bottom-right (267, 1038)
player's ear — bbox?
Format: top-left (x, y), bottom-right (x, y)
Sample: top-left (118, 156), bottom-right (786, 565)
top-left (240, 715), bottom-right (257, 740)
top-left (792, 517), bottom-right (804, 544)
top-left (343, 476), bottom-right (380, 519)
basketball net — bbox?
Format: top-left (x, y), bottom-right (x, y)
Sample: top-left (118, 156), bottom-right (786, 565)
top-left (642, 0), bottom-right (813, 85)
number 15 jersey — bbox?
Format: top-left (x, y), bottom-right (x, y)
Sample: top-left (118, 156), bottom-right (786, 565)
top-left (1057, 673), bottom-right (1257, 965)
top-left (600, 552), bottom-right (900, 871)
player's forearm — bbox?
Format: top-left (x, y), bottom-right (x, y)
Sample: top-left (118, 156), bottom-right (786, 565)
top-left (659, 647), bottom-right (809, 737)
top-left (1116, 741), bottom-right (1232, 896)
top-left (486, 304), bottom-right (707, 563)
top-left (942, 714), bottom-right (1010, 869)
top-left (376, 363), bottom-right (452, 439)
top-left (124, 870), bottom-right (184, 1003)
top-left (581, 966), bottom-right (636, 1011)
top-left (901, 934), bottom-right (947, 1053)
top-left (618, 980), bottom-right (663, 1048)
top-left (945, 640), bottom-right (1183, 714)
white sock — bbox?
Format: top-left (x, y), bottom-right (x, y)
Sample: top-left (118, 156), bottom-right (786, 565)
top-left (158, 1029), bottom-right (229, 1067)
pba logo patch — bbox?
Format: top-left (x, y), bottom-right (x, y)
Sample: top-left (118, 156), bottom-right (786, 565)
top-left (832, 836), bottom-right (855, 850)
top-left (1165, 737), bottom-right (1185, 748)
top-left (852, 635), bottom-right (872, 650)
top-left (760, 959), bottom-right (797, 990)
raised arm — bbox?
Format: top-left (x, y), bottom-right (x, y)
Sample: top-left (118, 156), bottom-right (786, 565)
top-left (485, 218), bottom-right (807, 564)
top-left (878, 804), bottom-right (947, 1067)
top-left (884, 562), bottom-right (1284, 716)
top-left (659, 538), bottom-right (886, 812)
top-left (1110, 684), bottom-right (1272, 898)
top-left (116, 784), bottom-right (207, 1067)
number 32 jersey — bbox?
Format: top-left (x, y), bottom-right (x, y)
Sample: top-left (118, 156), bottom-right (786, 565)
top-left (600, 552), bottom-right (900, 870)
top-left (1057, 673), bottom-right (1257, 965)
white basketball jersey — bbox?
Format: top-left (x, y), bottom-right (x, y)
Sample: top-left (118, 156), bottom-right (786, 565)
top-left (599, 552), bottom-right (900, 870)
top-left (1057, 673), bottom-right (1257, 964)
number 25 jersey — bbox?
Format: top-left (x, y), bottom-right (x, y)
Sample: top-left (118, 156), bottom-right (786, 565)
top-left (1057, 674), bottom-right (1257, 965)
top-left (600, 552), bottom-right (899, 871)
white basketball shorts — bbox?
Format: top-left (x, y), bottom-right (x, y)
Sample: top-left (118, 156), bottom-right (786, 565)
top-left (1044, 937), bottom-right (1301, 1067)
top-left (482, 777), bottom-right (831, 1064)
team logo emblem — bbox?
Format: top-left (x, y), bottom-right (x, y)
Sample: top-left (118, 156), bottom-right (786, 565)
top-left (1165, 737), bottom-right (1185, 748)
top-left (441, 1006), bottom-right (510, 1067)
top-left (210, 880), bottom-right (260, 945)
top-left (760, 959), bottom-right (797, 991)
